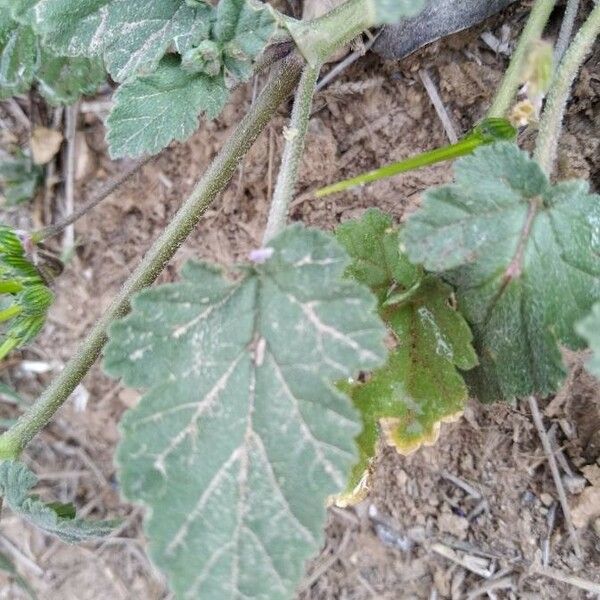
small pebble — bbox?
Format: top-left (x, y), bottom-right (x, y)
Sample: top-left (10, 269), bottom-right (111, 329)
top-left (540, 492), bottom-right (554, 507)
top-left (563, 474), bottom-right (587, 495)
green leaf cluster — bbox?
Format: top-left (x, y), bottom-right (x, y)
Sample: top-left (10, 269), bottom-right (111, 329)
top-left (0, 3), bottom-right (105, 105)
top-left (0, 227), bottom-right (55, 359)
top-left (11, 0), bottom-right (277, 158)
top-left (104, 226), bottom-right (386, 599)
top-left (335, 209), bottom-right (477, 503)
top-left (0, 460), bottom-right (116, 543)
top-left (403, 143), bottom-right (600, 401)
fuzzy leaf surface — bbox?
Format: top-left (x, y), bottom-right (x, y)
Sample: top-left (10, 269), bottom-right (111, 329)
top-left (106, 55), bottom-right (228, 158)
top-left (577, 303), bottom-right (600, 377)
top-left (0, 11), bottom-right (36, 99)
top-left (27, 0), bottom-right (212, 81)
top-left (336, 209), bottom-right (477, 497)
top-left (36, 52), bottom-right (105, 105)
top-left (215, 0), bottom-right (276, 70)
top-left (403, 143), bottom-right (600, 401)
top-left (0, 461), bottom-right (116, 543)
top-left (104, 226), bottom-right (386, 599)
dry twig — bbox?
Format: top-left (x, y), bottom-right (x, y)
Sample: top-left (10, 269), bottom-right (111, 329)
top-left (419, 68), bottom-right (458, 144)
top-left (528, 395), bottom-right (582, 559)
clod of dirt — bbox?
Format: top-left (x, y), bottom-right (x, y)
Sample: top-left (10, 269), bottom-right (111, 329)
top-left (374, 0), bottom-right (516, 59)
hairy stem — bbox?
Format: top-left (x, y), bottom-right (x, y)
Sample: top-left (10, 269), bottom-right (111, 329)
top-left (534, 3), bottom-right (600, 174)
top-left (33, 157), bottom-right (153, 242)
top-left (0, 56), bottom-right (304, 459)
top-left (284, 0), bottom-right (381, 66)
top-left (262, 63), bottom-right (319, 244)
top-left (487, 0), bottom-right (557, 118)
top-left (554, 0), bottom-right (581, 63)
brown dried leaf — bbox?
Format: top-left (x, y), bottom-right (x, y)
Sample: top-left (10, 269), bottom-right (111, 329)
top-left (30, 127), bottom-right (63, 165)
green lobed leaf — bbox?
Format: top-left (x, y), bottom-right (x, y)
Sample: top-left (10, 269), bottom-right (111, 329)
top-left (335, 209), bottom-right (477, 501)
top-left (0, 461), bottom-right (116, 543)
top-left (0, 9), bottom-right (37, 100)
top-left (402, 143), bottom-right (600, 401)
top-left (1, 3), bottom-right (107, 105)
top-left (35, 51), bottom-right (105, 105)
top-left (106, 55), bottom-right (228, 158)
top-left (576, 303), bottom-right (600, 378)
top-left (28, 0), bottom-right (213, 82)
top-left (104, 226), bottom-right (386, 599)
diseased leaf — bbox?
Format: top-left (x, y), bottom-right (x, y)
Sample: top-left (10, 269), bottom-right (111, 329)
top-left (0, 461), bottom-right (116, 543)
top-left (104, 226), bottom-right (386, 599)
top-left (29, 0), bottom-right (213, 81)
top-left (335, 208), bottom-right (421, 302)
top-left (106, 55), bottom-right (228, 158)
top-left (576, 303), bottom-right (600, 377)
top-left (403, 143), bottom-right (600, 401)
top-left (0, 10), bottom-right (37, 99)
top-left (36, 52), bottom-right (105, 105)
top-left (335, 209), bottom-right (477, 503)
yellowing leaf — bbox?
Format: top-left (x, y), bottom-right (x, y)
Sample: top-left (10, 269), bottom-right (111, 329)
top-left (335, 209), bottom-right (477, 503)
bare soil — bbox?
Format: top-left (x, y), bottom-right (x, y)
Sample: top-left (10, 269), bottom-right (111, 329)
top-left (1, 2), bottom-right (600, 598)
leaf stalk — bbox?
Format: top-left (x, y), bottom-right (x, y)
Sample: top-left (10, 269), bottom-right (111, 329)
top-left (262, 62), bottom-right (320, 244)
top-left (487, 0), bottom-right (557, 118)
top-left (534, 2), bottom-right (600, 175)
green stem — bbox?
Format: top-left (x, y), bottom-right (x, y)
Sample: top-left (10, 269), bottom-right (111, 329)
top-left (263, 63), bottom-right (320, 244)
top-left (316, 117), bottom-right (516, 196)
top-left (284, 0), bottom-right (379, 66)
top-left (487, 0), bottom-right (557, 118)
top-left (0, 56), bottom-right (304, 460)
top-left (534, 3), bottom-right (600, 175)
top-left (316, 138), bottom-right (482, 197)
top-left (0, 339), bottom-right (19, 362)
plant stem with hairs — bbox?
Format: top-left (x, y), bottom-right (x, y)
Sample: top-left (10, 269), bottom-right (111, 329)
top-left (262, 63), bottom-right (320, 244)
top-left (534, 2), bottom-right (600, 174)
top-left (487, 0), bottom-right (557, 118)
